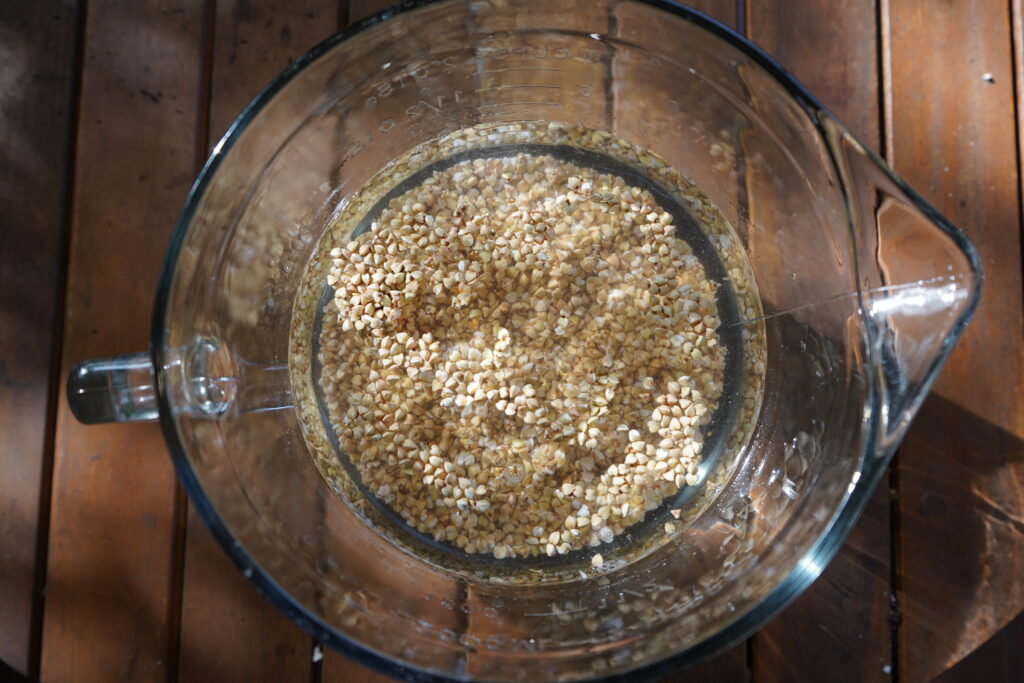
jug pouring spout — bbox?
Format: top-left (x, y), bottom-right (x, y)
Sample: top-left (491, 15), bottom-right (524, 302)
top-left (826, 119), bottom-right (983, 453)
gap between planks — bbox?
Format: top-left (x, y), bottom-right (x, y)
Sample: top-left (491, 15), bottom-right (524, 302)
top-left (27, 0), bottom-right (90, 678)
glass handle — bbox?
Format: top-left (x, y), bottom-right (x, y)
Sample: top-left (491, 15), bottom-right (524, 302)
top-left (67, 338), bottom-right (293, 426)
top-left (67, 351), bottom-right (160, 424)
top-left (168, 337), bottom-right (291, 417)
top-left (827, 121), bottom-right (983, 452)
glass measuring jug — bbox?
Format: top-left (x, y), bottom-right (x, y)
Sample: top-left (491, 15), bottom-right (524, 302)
top-left (65, 1), bottom-right (981, 680)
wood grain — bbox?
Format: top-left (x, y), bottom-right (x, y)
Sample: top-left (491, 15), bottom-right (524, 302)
top-left (745, 2), bottom-right (893, 681)
top-left (613, 2), bottom-right (749, 681)
top-left (174, 3), bottom-right (340, 682)
top-left (687, 0), bottom-right (738, 27)
top-left (0, 0), bottom-right (80, 676)
top-left (318, 3), bottom-right (400, 681)
top-left (177, 506), bottom-right (314, 683)
top-left (746, 0), bottom-right (879, 151)
top-left (8, 0), bottom-right (1019, 681)
top-left (40, 1), bottom-right (205, 681)
top-left (886, 0), bottom-right (1024, 679)
top-left (662, 647), bottom-right (750, 683)
top-left (318, 5), bottom-right (424, 682)
top-left (640, 3), bottom-right (744, 680)
top-left (348, 0), bottom-right (388, 24)
top-left (751, 492), bottom-right (893, 683)
top-left (336, 1), bottom-right (750, 680)
top-left (349, 0), bottom-right (745, 26)
top-left (934, 609), bottom-right (1024, 683)
top-left (1017, 1), bottom-right (1024, 246)
top-left (322, 655), bottom-right (393, 683)
top-left (206, 0), bottom-right (341, 143)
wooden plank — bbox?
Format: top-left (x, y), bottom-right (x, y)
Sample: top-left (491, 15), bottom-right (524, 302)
top-left (745, 2), bottom-right (893, 681)
top-left (349, 0), bottom-right (387, 24)
top-left (1017, 1), bottom-right (1024, 240)
top-left (897, 398), bottom-right (1024, 681)
top-left (662, 646), bottom-right (750, 683)
top-left (749, 492), bottom-right (892, 683)
top-left (175, 2), bottom-right (339, 682)
top-left (330, 1), bottom-right (748, 680)
top-left (40, 1), bottom-right (205, 681)
top-left (319, 506), bottom-right (460, 683)
top-left (611, 2), bottom-right (747, 680)
top-left (321, 656), bottom-right (392, 683)
top-left (886, 0), bottom-right (1024, 679)
top-left (687, 0), bottom-right (738, 27)
top-left (0, 0), bottom-right (80, 676)
top-left (320, 2), bottom-right (433, 680)
top-left (933, 610), bottom-right (1024, 683)
top-left (606, 2), bottom-right (745, 679)
top-left (347, 0), bottom-right (735, 27)
top-left (746, 0), bottom-right (879, 151)
top-left (177, 506), bottom-right (314, 683)
top-left (206, 1), bottom-right (341, 143)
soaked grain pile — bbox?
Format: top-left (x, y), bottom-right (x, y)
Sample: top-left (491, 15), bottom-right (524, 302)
top-left (317, 152), bottom-right (725, 560)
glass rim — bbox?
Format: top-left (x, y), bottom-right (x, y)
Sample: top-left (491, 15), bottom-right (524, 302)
top-left (149, 1), bottom-right (983, 680)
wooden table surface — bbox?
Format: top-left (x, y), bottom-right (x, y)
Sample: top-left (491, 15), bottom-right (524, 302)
top-left (2, 0), bottom-right (1022, 681)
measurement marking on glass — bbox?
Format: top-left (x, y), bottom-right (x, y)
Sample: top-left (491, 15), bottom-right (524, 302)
top-left (475, 101), bottom-right (562, 109)
top-left (523, 608), bottom-right (590, 617)
top-left (477, 84), bottom-right (561, 92)
top-left (477, 108), bottom-right (562, 118)
top-left (477, 67), bottom-right (564, 75)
